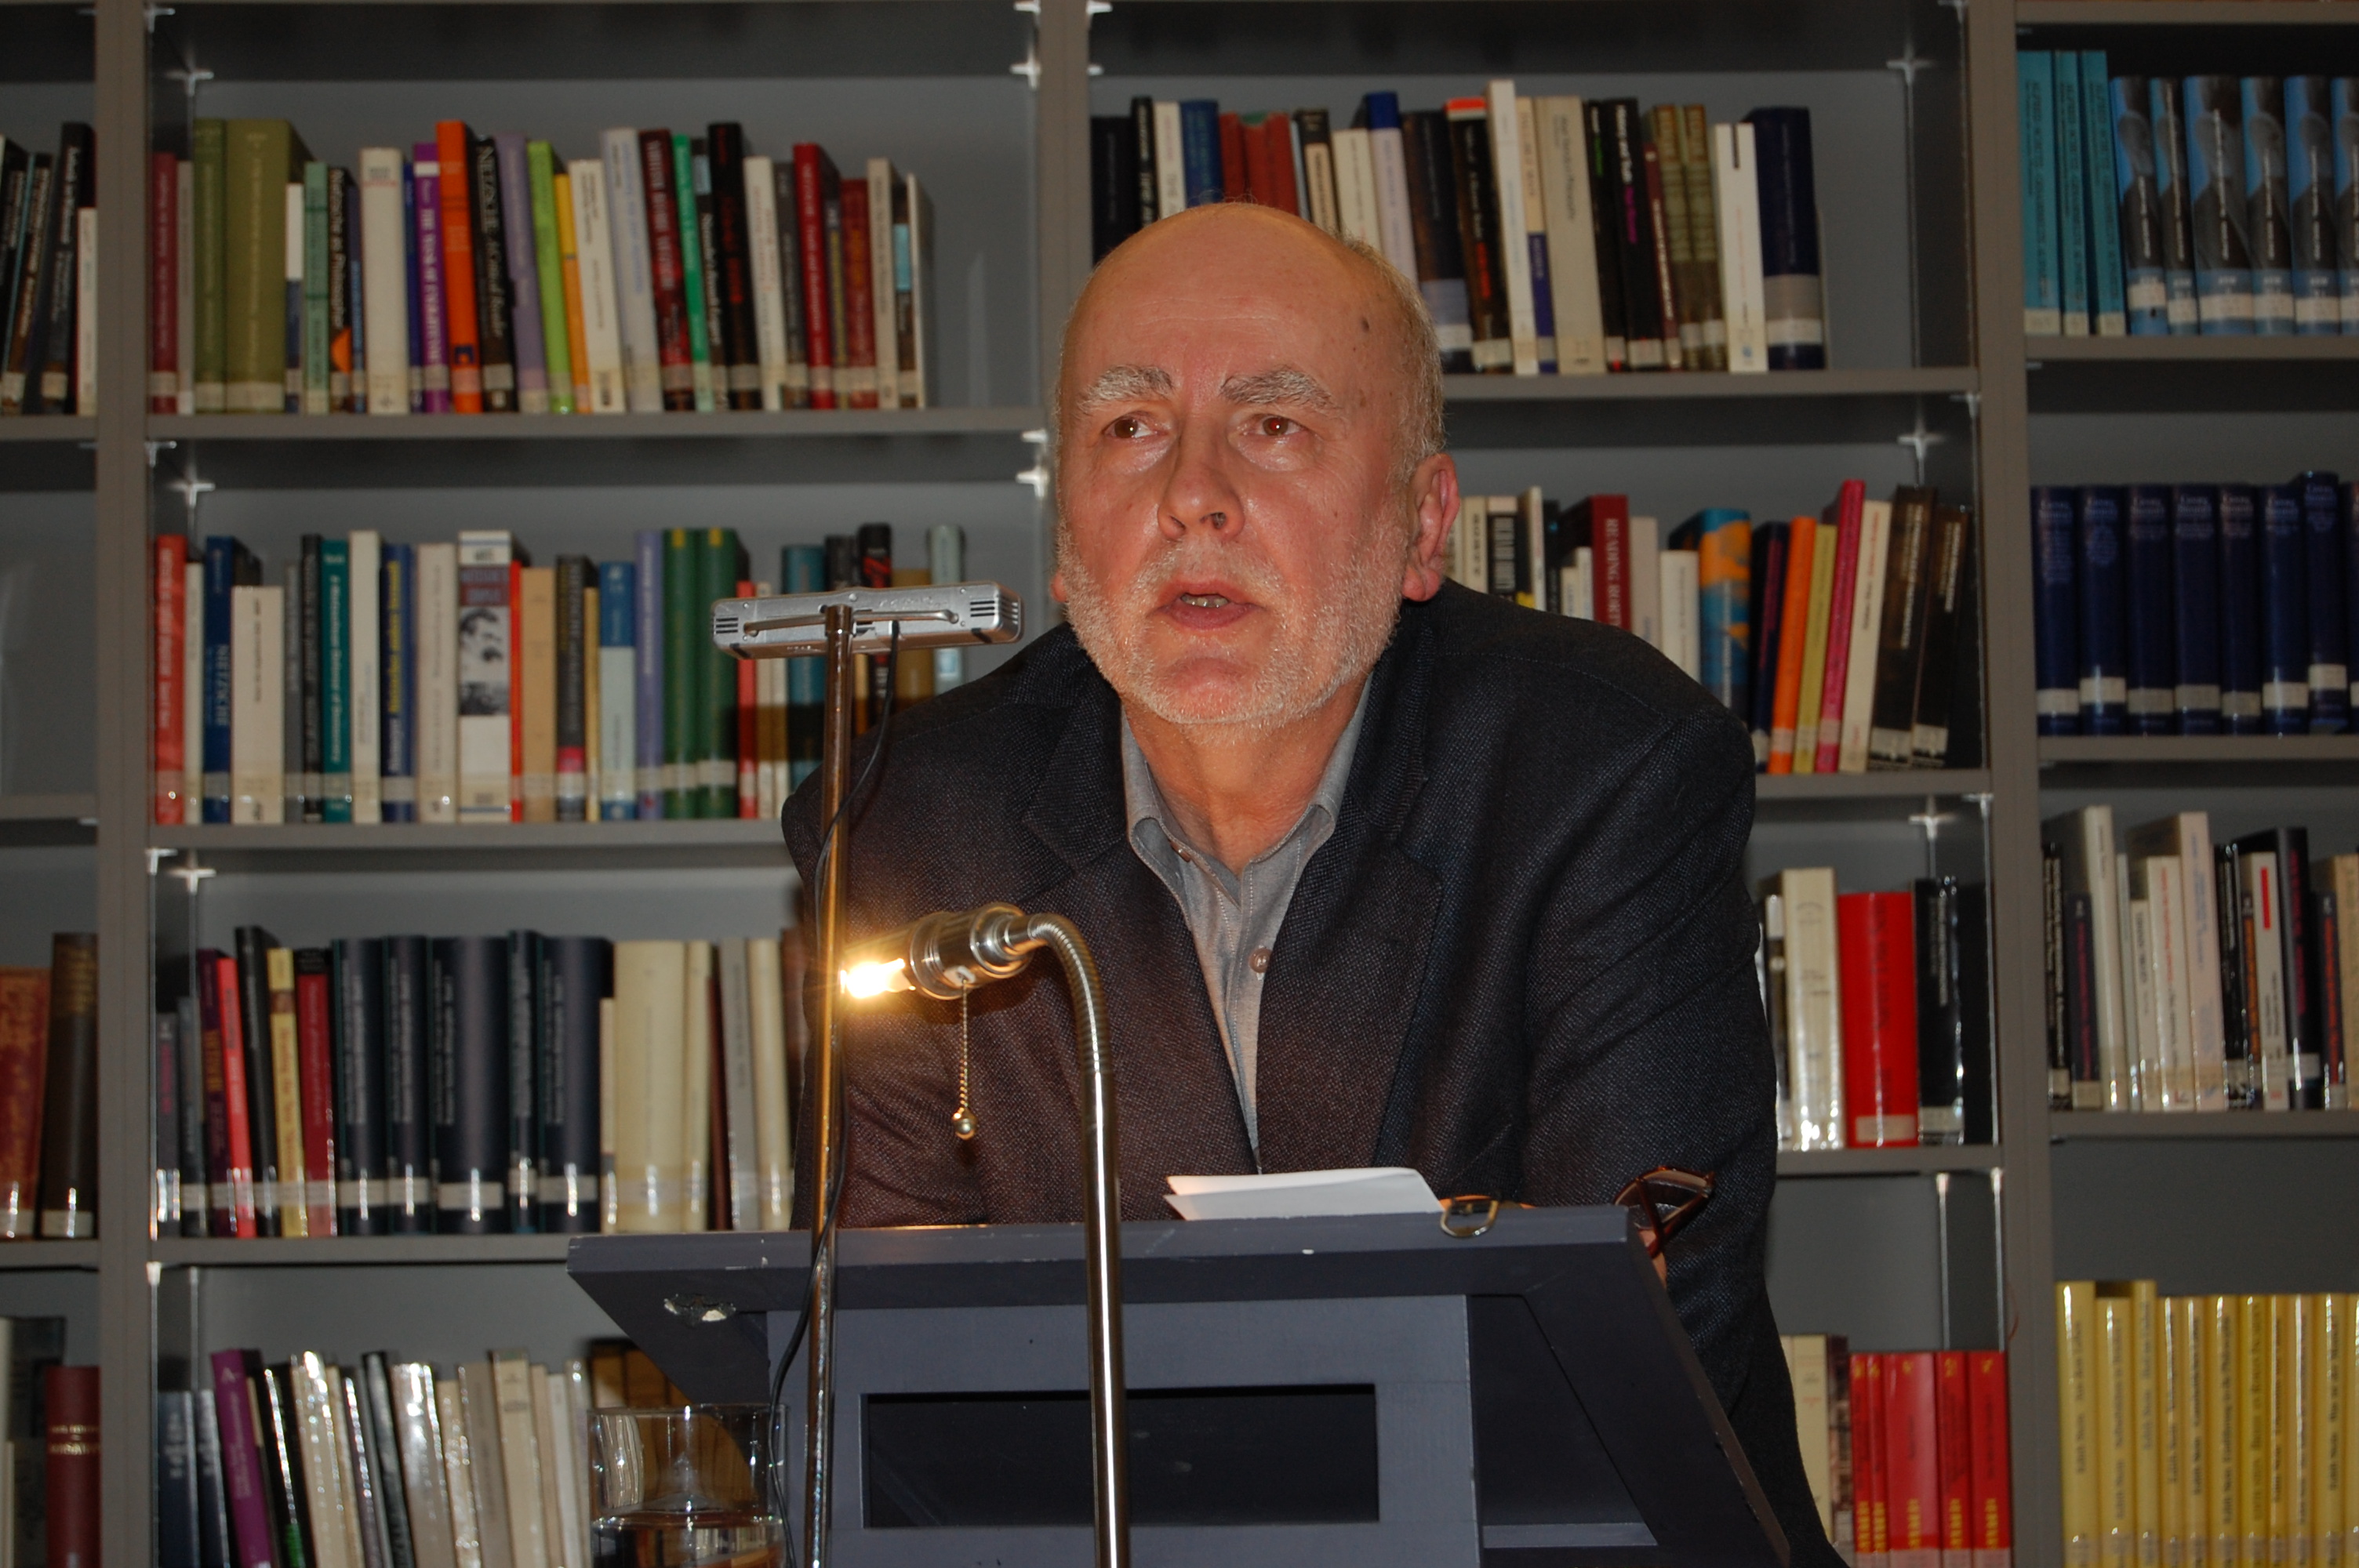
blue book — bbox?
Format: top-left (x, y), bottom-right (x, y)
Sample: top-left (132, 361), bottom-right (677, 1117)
top-left (2110, 76), bottom-right (2172, 335)
top-left (1528, 230), bottom-right (1557, 374)
top-left (1674, 509), bottom-right (1750, 715)
top-left (2057, 55), bottom-right (2092, 333)
top-left (2022, 53), bottom-right (2063, 334)
top-left (2295, 470), bottom-right (2350, 731)
top-left (2150, 78), bottom-right (2201, 332)
top-left (2334, 81), bottom-right (2359, 332)
top-left (634, 531), bottom-right (665, 819)
top-left (158, 1391), bottom-right (198, 1568)
top-left (380, 543), bottom-right (416, 822)
top-left (1364, 91), bottom-right (1402, 132)
top-left (2184, 77), bottom-right (2256, 332)
top-left (1747, 107), bottom-right (1826, 369)
top-left (2167, 486), bottom-right (2223, 734)
top-left (2217, 485), bottom-right (2265, 732)
top-left (2074, 486), bottom-right (2129, 733)
top-left (1180, 100), bottom-right (1223, 208)
top-left (2284, 78), bottom-right (2341, 334)
top-left (2084, 53), bottom-right (2128, 334)
top-left (2259, 483), bottom-right (2312, 732)
top-left (382, 934), bottom-right (434, 1232)
top-left (597, 561), bottom-right (636, 822)
top-left (2122, 484), bottom-right (2176, 732)
top-left (2034, 486), bottom-right (2081, 732)
top-left (2242, 78), bottom-right (2296, 334)
top-left (200, 536), bottom-right (256, 823)
top-left (402, 161), bottom-right (422, 410)
top-left (782, 544), bottom-right (826, 790)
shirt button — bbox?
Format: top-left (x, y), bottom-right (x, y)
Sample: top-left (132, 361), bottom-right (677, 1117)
top-left (1249, 947), bottom-right (1271, 975)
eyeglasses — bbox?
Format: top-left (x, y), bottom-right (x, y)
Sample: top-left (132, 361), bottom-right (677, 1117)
top-left (1612, 1167), bottom-right (1715, 1260)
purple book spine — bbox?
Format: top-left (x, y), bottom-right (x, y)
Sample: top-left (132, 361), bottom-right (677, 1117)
top-left (493, 132), bottom-right (550, 407)
top-left (413, 145), bottom-right (450, 413)
top-left (208, 1350), bottom-right (277, 1568)
top-left (402, 159), bottom-right (423, 412)
top-left (634, 529), bottom-right (664, 818)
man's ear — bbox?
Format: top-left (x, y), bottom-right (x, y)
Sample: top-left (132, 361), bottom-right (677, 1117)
top-left (1401, 452), bottom-right (1459, 602)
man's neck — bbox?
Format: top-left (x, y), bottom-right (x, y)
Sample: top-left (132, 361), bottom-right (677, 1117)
top-left (1124, 674), bottom-right (1369, 873)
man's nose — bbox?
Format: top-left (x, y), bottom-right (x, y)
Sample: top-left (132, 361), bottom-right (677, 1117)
top-left (1157, 420), bottom-right (1244, 541)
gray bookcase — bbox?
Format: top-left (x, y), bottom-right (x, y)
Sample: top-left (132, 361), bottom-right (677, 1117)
top-left (2, 0), bottom-right (2357, 1563)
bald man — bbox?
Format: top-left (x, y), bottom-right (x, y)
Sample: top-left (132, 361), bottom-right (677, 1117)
top-left (786, 203), bottom-right (1836, 1565)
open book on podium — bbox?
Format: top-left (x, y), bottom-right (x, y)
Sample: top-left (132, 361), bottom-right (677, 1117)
top-left (567, 1203), bottom-right (1788, 1568)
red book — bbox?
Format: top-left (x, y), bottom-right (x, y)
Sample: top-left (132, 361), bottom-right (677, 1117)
top-left (1884, 1352), bottom-right (1941, 1568)
top-left (213, 953), bottom-right (258, 1237)
top-left (1852, 1352), bottom-right (1888, 1568)
top-left (151, 150), bottom-right (179, 414)
top-left (1812, 477), bottom-right (1869, 772)
top-left (1242, 115), bottom-right (1275, 206)
top-left (1838, 891), bottom-right (1920, 1147)
top-left (638, 129), bottom-right (695, 411)
top-left (193, 954), bottom-right (231, 1237)
top-left (1936, 1352), bottom-right (1973, 1568)
top-left (293, 952), bottom-right (336, 1237)
top-left (154, 534), bottom-right (189, 825)
top-left (736, 578), bottom-right (758, 818)
top-left (791, 145), bottom-right (839, 409)
top-left (0, 967), bottom-right (48, 1240)
top-left (1967, 1352), bottom-right (2012, 1568)
top-left (1263, 114), bottom-right (1300, 216)
top-left (43, 1365), bottom-right (98, 1568)
top-left (1219, 114), bottom-right (1249, 201)
top-left (838, 178), bottom-right (878, 409)
top-left (434, 121), bottom-right (485, 412)
top-left (1579, 494), bottom-right (1632, 630)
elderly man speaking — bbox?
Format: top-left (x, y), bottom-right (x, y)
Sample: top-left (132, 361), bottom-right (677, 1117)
top-left (785, 201), bottom-right (1835, 1563)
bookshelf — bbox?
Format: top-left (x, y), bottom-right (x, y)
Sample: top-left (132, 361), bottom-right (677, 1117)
top-left (2, 0), bottom-right (2348, 1561)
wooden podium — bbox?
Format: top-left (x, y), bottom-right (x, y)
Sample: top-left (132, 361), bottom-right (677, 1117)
top-left (566, 1204), bottom-right (1788, 1568)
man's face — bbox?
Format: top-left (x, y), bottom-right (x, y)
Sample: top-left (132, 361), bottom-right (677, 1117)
top-left (1052, 211), bottom-right (1448, 732)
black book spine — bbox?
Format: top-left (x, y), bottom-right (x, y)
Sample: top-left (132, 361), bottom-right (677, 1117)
top-left (2314, 885), bottom-right (2347, 1108)
top-left (692, 139), bottom-right (724, 407)
top-left (2215, 842), bottom-right (2255, 1107)
top-left (1607, 100), bottom-right (1666, 369)
top-left (192, 1383), bottom-right (231, 1568)
top-left (2042, 843), bottom-right (2070, 1109)
top-left (299, 535), bottom-right (323, 820)
top-left (1914, 878), bottom-right (1966, 1145)
top-left (0, 154), bottom-right (56, 412)
top-left (1585, 102), bottom-right (1629, 371)
top-left (1130, 96), bottom-right (1157, 230)
top-left (383, 935), bottom-right (434, 1232)
top-left (431, 935), bottom-right (508, 1233)
top-left (707, 125), bottom-right (761, 409)
top-left (0, 145), bottom-right (32, 349)
top-left (1445, 107), bottom-right (1510, 372)
top-left (34, 124), bottom-right (91, 412)
top-left (177, 993), bottom-right (208, 1236)
top-left (1910, 506), bottom-right (1973, 768)
top-left (1956, 884), bottom-right (1995, 1144)
top-left (157, 1392), bottom-right (199, 1568)
top-left (1401, 111), bottom-right (1473, 374)
top-left (2277, 827), bottom-right (2318, 1107)
top-left (257, 1365), bottom-right (314, 1568)
top-left (2063, 890), bottom-right (2099, 1104)
top-left (357, 1356), bottom-right (417, 1568)
top-left (333, 937), bottom-right (387, 1236)
top-left (469, 134), bottom-right (515, 411)
top-left (772, 162), bottom-right (807, 406)
top-left (1091, 117), bottom-right (1139, 263)
top-left (233, 925), bottom-right (282, 1235)
top-left (538, 936), bottom-right (609, 1233)
top-left (504, 932), bottom-right (541, 1234)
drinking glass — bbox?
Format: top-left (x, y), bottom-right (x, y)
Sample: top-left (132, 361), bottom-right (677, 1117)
top-left (587, 1405), bottom-right (784, 1568)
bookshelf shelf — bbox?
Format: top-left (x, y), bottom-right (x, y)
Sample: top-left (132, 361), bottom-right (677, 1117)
top-left (151, 818), bottom-right (791, 873)
top-left (2026, 336), bottom-right (2359, 363)
top-left (2015, 1), bottom-right (2359, 27)
top-left (2048, 1112), bottom-right (2359, 1141)
top-left (0, 419), bottom-right (94, 442)
top-left (2038, 735), bottom-right (2359, 766)
top-left (143, 409), bottom-right (1045, 442)
top-left (1442, 368), bottom-right (1979, 404)
top-left (151, 1235), bottom-right (576, 1266)
top-left (1756, 769), bottom-right (1991, 803)
top-left (1776, 1147), bottom-right (2003, 1177)
top-left (0, 794), bottom-right (98, 822)
top-left (0, 1242), bottom-right (99, 1270)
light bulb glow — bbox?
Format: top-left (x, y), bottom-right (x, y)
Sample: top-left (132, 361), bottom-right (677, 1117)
top-left (841, 958), bottom-right (911, 999)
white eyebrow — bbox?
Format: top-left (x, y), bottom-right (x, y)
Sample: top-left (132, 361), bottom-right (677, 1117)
top-left (1074, 364), bottom-right (1173, 408)
top-left (1219, 366), bottom-right (1340, 415)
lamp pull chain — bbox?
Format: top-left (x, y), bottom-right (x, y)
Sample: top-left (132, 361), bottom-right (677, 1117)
top-left (952, 991), bottom-right (977, 1141)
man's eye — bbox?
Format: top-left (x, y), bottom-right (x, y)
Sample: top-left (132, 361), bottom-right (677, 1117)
top-left (1258, 416), bottom-right (1296, 437)
top-left (1107, 415), bottom-right (1146, 439)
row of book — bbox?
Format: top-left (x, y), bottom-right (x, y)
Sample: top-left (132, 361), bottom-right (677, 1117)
top-left (149, 119), bottom-right (931, 417)
top-left (1779, 1337), bottom-right (2013, 1568)
top-left (150, 523), bottom-right (964, 828)
top-left (2022, 56), bottom-right (2359, 337)
top-left (155, 930), bottom-right (804, 1240)
top-left (2055, 1283), bottom-right (2359, 1568)
top-left (0, 127), bottom-right (96, 416)
top-left (0, 1319), bottom-right (73, 1568)
top-left (0, 938), bottom-right (97, 1242)
top-left (1092, 85), bottom-right (1826, 376)
top-left (2032, 477), bottom-right (2358, 737)
top-left (1761, 871), bottom-right (1992, 1152)
top-left (2040, 806), bottom-right (2357, 1114)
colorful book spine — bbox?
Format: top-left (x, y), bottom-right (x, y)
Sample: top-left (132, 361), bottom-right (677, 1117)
top-left (2149, 79), bottom-right (2201, 332)
top-left (154, 534), bottom-right (190, 823)
top-left (2111, 76), bottom-right (2172, 336)
top-left (411, 147), bottom-right (451, 413)
top-left (673, 132), bottom-right (716, 412)
top-left (598, 562), bottom-right (637, 821)
top-left (2056, 53), bottom-right (2092, 336)
top-left (2283, 78), bottom-right (2341, 334)
top-left (634, 529), bottom-right (664, 818)
top-left (434, 122), bottom-right (485, 411)
top-left (1838, 889), bottom-right (1920, 1148)
top-left (492, 132), bottom-right (549, 413)
top-left (2183, 78), bottom-right (2256, 333)
top-left (527, 141), bottom-right (576, 414)
top-left (2084, 53), bottom-right (2128, 335)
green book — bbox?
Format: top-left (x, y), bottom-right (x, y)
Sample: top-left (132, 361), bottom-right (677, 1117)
top-left (525, 141), bottom-right (576, 416)
top-left (670, 132), bottom-right (714, 412)
top-left (700, 528), bottom-right (743, 818)
top-left (663, 528), bottom-right (700, 818)
top-left (224, 118), bottom-right (304, 413)
top-left (320, 538), bottom-right (352, 821)
top-left (301, 163), bottom-right (331, 414)
top-left (193, 119), bottom-right (228, 412)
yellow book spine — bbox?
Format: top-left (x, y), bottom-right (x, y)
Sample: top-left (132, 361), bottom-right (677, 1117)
top-left (2168, 1298), bottom-right (2190, 1568)
top-left (1791, 522), bottom-right (1842, 774)
top-left (2292, 1297), bottom-right (2316, 1568)
top-left (2108, 1298), bottom-right (2139, 1568)
top-left (265, 946), bottom-right (307, 1238)
top-left (2339, 1294), bottom-right (2357, 1568)
top-left (2212, 1297), bottom-right (2245, 1568)
top-left (2309, 1296), bottom-right (2339, 1568)
top-left (2248, 1295), bottom-right (2280, 1568)
top-left (2066, 1282), bottom-right (2102, 1568)
top-left (2141, 1284), bottom-right (2167, 1568)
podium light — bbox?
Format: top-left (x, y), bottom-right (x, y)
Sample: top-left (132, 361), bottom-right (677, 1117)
top-left (840, 903), bottom-right (1131, 1568)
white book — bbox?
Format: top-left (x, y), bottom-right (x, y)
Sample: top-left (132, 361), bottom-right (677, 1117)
top-left (563, 1364), bottom-right (594, 1568)
top-left (416, 542), bottom-right (460, 823)
top-left (1563, 546), bottom-right (1594, 619)
top-left (1536, 97), bottom-right (1605, 376)
top-left (1450, 495), bottom-right (1482, 591)
top-left (526, 1367), bottom-right (568, 1568)
top-left (490, 1354), bottom-right (550, 1568)
top-left (867, 158), bottom-right (900, 409)
top-left (348, 531), bottom-right (382, 822)
top-left (536, 1367), bottom-right (583, 1568)
top-left (718, 938), bottom-right (758, 1230)
top-left (359, 149), bottom-right (411, 415)
top-left (1301, 135), bottom-right (1340, 234)
top-left (1713, 122), bottom-right (1771, 373)
top-left (598, 996), bottom-right (618, 1229)
top-left (598, 626), bottom-right (635, 824)
top-left (2127, 894), bottom-right (2163, 1111)
top-left (743, 155), bottom-right (789, 412)
top-left (2146, 855), bottom-right (2195, 1110)
top-left (612, 941), bottom-right (688, 1231)
top-left (2243, 851), bottom-right (2292, 1110)
top-left (1777, 866), bottom-right (1845, 1150)
top-left (905, 173), bottom-right (932, 408)
top-left (73, 209), bottom-right (95, 413)
top-left (601, 129), bottom-right (664, 413)
top-left (433, 1378), bottom-right (486, 1568)
top-left (1331, 128), bottom-right (1379, 248)
top-left (176, 159), bottom-right (195, 413)
top-left (231, 584), bottom-right (285, 823)
top-left (286, 182), bottom-right (309, 412)
top-left (329, 1372), bottom-right (371, 1568)
top-left (292, 1355), bottom-right (353, 1568)
top-left (2125, 813), bottom-right (2228, 1110)
top-left (1164, 1167), bottom-right (1436, 1221)
top-left (566, 160), bottom-right (626, 415)
top-left (456, 531), bottom-right (514, 824)
top-left (1520, 488), bottom-right (1546, 609)
top-left (1154, 101), bottom-right (1187, 220)
top-left (683, 941), bottom-right (714, 1231)
top-left (1366, 110), bottom-right (1419, 281)
top-left (1628, 516), bottom-right (1661, 648)
top-left (1485, 80), bottom-right (1540, 377)
top-left (1837, 499), bottom-right (1893, 773)
top-left (747, 935), bottom-right (793, 1229)
top-left (1514, 99), bottom-right (1557, 370)
top-left (1658, 550), bottom-right (1700, 679)
top-left (182, 560), bottom-right (203, 821)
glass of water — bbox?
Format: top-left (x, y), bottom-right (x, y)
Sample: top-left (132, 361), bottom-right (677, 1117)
top-left (587, 1405), bottom-right (784, 1568)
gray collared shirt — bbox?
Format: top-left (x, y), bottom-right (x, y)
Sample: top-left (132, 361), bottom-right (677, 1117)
top-left (1120, 687), bottom-right (1369, 1153)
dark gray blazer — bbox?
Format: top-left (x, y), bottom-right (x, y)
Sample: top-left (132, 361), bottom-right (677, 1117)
top-left (784, 579), bottom-right (1841, 1567)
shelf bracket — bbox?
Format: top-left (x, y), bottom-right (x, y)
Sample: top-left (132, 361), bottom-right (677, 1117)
top-left (1010, 42), bottom-right (1040, 89)
top-left (144, 3), bottom-right (174, 31)
top-left (1016, 428), bottom-right (1051, 498)
top-left (1885, 54), bottom-right (1930, 90)
top-left (162, 64), bottom-right (213, 103)
top-left (145, 439), bottom-right (176, 470)
top-left (1895, 414), bottom-right (1946, 487)
top-left (144, 848), bottom-right (177, 877)
top-left (164, 863), bottom-right (213, 892)
top-left (168, 451), bottom-right (216, 533)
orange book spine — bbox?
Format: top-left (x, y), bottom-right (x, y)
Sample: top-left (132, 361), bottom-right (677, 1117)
top-left (154, 533), bottom-right (189, 824)
top-left (435, 121), bottom-right (485, 412)
top-left (1767, 516), bottom-right (1819, 773)
top-left (508, 558), bottom-right (525, 820)
top-left (1937, 1351), bottom-right (1974, 1568)
top-left (1967, 1351), bottom-right (2013, 1568)
top-left (1812, 477), bottom-right (1868, 772)
top-left (1887, 1352), bottom-right (1943, 1568)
